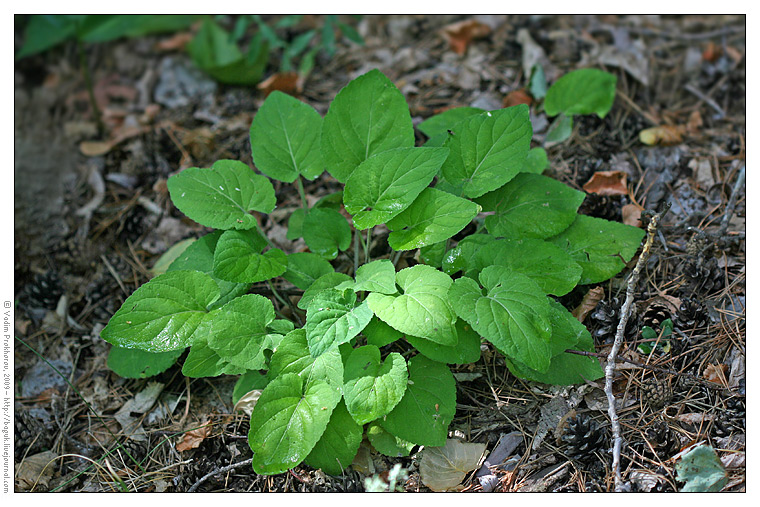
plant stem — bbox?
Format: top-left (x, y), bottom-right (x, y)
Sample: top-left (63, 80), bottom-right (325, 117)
top-left (391, 249), bottom-right (403, 267)
top-left (364, 226), bottom-right (372, 264)
top-left (296, 176), bottom-right (309, 209)
top-left (268, 280), bottom-right (302, 326)
top-left (77, 40), bottom-right (104, 135)
top-left (353, 228), bottom-right (360, 276)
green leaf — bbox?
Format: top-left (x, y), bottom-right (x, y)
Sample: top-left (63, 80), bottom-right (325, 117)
top-left (102, 271), bottom-right (219, 352)
top-left (268, 319), bottom-right (295, 336)
top-left (529, 64), bottom-right (547, 100)
top-left (167, 160), bottom-right (276, 230)
top-left (182, 336), bottom-right (246, 378)
top-left (249, 373), bottom-right (341, 474)
top-left (282, 252), bottom-right (335, 290)
top-left (441, 234), bottom-right (497, 276)
top-left (107, 345), bottom-right (183, 379)
top-left (367, 422), bottom-right (414, 457)
top-left (269, 329), bottom-right (343, 389)
top-left (470, 238), bottom-right (582, 296)
top-left (676, 445), bottom-right (728, 492)
top-left (366, 265), bottom-right (457, 346)
top-left (522, 147), bottom-right (548, 174)
top-left (354, 259), bottom-right (396, 294)
top-left (304, 400), bottom-right (363, 475)
top-left (342, 346), bottom-right (408, 425)
top-left (441, 105), bottom-right (532, 198)
top-left (544, 68), bottom-right (617, 118)
top-left (548, 215), bottom-right (645, 285)
top-left (188, 19), bottom-right (268, 85)
top-left (387, 188), bottom-right (480, 251)
top-left (205, 294), bottom-right (277, 370)
top-left (544, 113), bottom-right (573, 146)
top-left (250, 91), bottom-right (323, 182)
top-left (417, 107), bottom-right (485, 139)
top-left (213, 229), bottom-right (287, 283)
top-left (16, 15), bottom-right (78, 59)
top-left (78, 14), bottom-right (198, 42)
top-left (380, 355), bottom-right (456, 447)
top-left (477, 173), bottom-right (585, 240)
top-left (419, 241), bottom-right (448, 268)
top-left (233, 370), bottom-right (270, 405)
top-left (306, 288), bottom-right (373, 357)
top-left (504, 300), bottom-right (602, 385)
top-left (151, 238), bottom-right (195, 277)
top-left (363, 316), bottom-right (403, 348)
top-left (287, 207), bottom-right (306, 240)
top-left (343, 147), bottom-right (449, 230)
top-left (321, 69), bottom-right (414, 182)
top-left (449, 266), bottom-right (552, 372)
top-left (337, 21), bottom-right (364, 45)
top-left (298, 272), bottom-right (354, 310)
top-left (406, 320), bottom-right (481, 365)
top-left (302, 208), bottom-right (352, 260)
top-left (168, 231), bottom-right (249, 310)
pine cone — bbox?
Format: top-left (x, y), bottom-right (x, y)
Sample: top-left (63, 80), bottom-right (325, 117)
top-left (15, 411), bottom-right (52, 460)
top-left (562, 414), bottom-right (607, 460)
top-left (644, 420), bottom-right (679, 459)
top-left (713, 397), bottom-right (745, 437)
top-left (579, 194), bottom-right (623, 222)
top-left (641, 302), bottom-right (671, 329)
top-left (640, 379), bottom-right (673, 409)
top-left (24, 271), bottom-right (64, 310)
top-left (588, 298), bottom-right (635, 342)
top-left (680, 256), bottom-right (724, 295)
top-left (674, 297), bottom-right (709, 331)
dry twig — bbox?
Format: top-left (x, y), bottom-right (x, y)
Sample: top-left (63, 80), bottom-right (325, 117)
top-left (605, 203), bottom-right (669, 491)
top-left (186, 457), bottom-right (254, 492)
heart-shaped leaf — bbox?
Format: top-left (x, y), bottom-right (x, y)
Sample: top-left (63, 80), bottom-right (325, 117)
top-left (107, 345), bottom-right (183, 379)
top-left (302, 208), bottom-right (352, 260)
top-left (282, 252), bottom-right (335, 290)
top-left (102, 270), bottom-right (219, 352)
top-left (380, 355), bottom-right (456, 447)
top-left (406, 319), bottom-right (481, 365)
top-left (449, 266), bottom-right (552, 372)
top-left (342, 345), bottom-right (408, 425)
top-left (417, 107), bottom-right (485, 139)
top-left (343, 147), bottom-right (449, 229)
top-left (213, 229), bottom-right (287, 283)
top-left (250, 91), bottom-right (323, 182)
top-left (420, 439), bottom-right (487, 492)
top-left (321, 69), bottom-right (414, 182)
top-left (305, 288), bottom-right (373, 357)
top-left (366, 264), bottom-right (458, 346)
top-left (366, 422), bottom-right (415, 457)
top-left (440, 105), bottom-right (532, 198)
top-left (304, 400), bottom-right (363, 475)
top-left (386, 187), bottom-right (480, 251)
top-left (269, 329), bottom-right (343, 389)
top-left (477, 173), bottom-right (585, 240)
top-left (297, 272), bottom-right (354, 310)
top-left (167, 160), bottom-right (275, 230)
top-left (181, 336), bottom-right (246, 378)
top-left (354, 259), bottom-right (396, 294)
top-left (544, 68), bottom-right (617, 119)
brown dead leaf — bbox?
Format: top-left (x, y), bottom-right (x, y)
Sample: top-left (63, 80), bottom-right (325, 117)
top-left (233, 389), bottom-right (262, 416)
top-left (503, 89), bottom-right (533, 108)
top-left (441, 19), bottom-right (491, 55)
top-left (582, 170), bottom-right (629, 196)
top-left (703, 363), bottom-right (729, 385)
top-left (257, 72), bottom-right (300, 96)
top-left (639, 125), bottom-right (686, 146)
top-left (156, 31), bottom-right (194, 51)
top-left (686, 110), bottom-right (703, 133)
top-left (176, 419), bottom-right (213, 452)
top-left (622, 203), bottom-right (644, 227)
top-left (80, 140), bottom-right (114, 157)
top-left (724, 45), bottom-right (743, 64)
top-left (15, 450), bottom-right (58, 491)
top-left (702, 41), bottom-right (722, 62)
top-left (675, 413), bottom-right (714, 425)
top-left (572, 286), bottom-right (605, 323)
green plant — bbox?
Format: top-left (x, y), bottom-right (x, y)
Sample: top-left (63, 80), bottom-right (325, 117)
top-left (102, 68), bottom-right (644, 476)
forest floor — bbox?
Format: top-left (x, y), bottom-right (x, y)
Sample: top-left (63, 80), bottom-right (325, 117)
top-left (13, 14), bottom-right (745, 492)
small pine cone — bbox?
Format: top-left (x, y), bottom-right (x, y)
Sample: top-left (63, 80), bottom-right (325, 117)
top-left (713, 397), bottom-right (746, 436)
top-left (116, 438), bottom-right (148, 465)
top-left (644, 420), bottom-right (679, 459)
top-left (15, 411), bottom-right (52, 460)
top-left (680, 256), bottom-right (724, 295)
top-left (562, 414), bottom-right (607, 460)
top-left (589, 298), bottom-right (635, 342)
top-left (641, 302), bottom-right (671, 329)
top-left (640, 379), bottom-right (673, 409)
top-left (25, 271), bottom-right (64, 309)
top-left (674, 297), bottom-right (709, 330)
top-left (120, 207), bottom-right (147, 243)
top-left (685, 233), bottom-right (712, 257)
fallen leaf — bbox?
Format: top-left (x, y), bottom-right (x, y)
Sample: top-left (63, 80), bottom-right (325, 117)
top-left (503, 89), bottom-right (533, 108)
top-left (572, 286), bottom-right (605, 322)
top-left (689, 158), bottom-right (714, 189)
top-left (420, 439), bottom-right (486, 491)
top-left (582, 170), bottom-right (628, 196)
top-left (639, 125), bottom-right (686, 146)
top-left (675, 413), bottom-right (714, 425)
top-left (441, 19), bottom-right (491, 55)
top-left (676, 445), bottom-right (727, 492)
top-left (724, 45), bottom-right (743, 65)
top-left (702, 41), bottom-right (722, 62)
top-left (15, 450), bottom-right (58, 491)
top-left (257, 72), bottom-right (300, 96)
top-left (80, 140), bottom-right (114, 157)
top-left (114, 382), bottom-right (165, 441)
top-left (703, 363), bottom-right (728, 385)
top-left (686, 110), bottom-right (703, 133)
top-left (176, 419), bottom-right (213, 452)
top-left (622, 202), bottom-right (644, 227)
top-left (232, 389), bottom-right (262, 416)
top-left (156, 32), bottom-right (194, 51)
top-left (350, 441), bottom-right (375, 475)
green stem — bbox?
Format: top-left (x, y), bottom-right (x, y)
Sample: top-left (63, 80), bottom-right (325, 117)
top-left (77, 40), bottom-right (104, 135)
top-left (364, 226), bottom-right (372, 264)
top-left (268, 280), bottom-right (302, 326)
top-left (296, 176), bottom-right (309, 210)
top-left (353, 228), bottom-right (360, 276)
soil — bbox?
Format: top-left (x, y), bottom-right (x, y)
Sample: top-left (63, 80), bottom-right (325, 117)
top-left (13, 14), bottom-right (745, 493)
